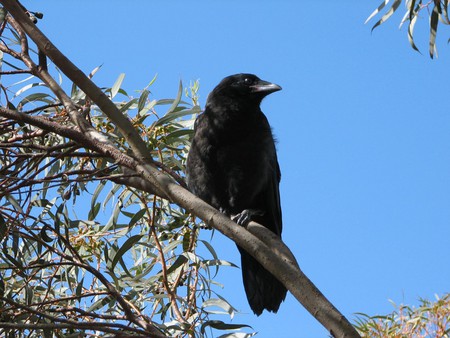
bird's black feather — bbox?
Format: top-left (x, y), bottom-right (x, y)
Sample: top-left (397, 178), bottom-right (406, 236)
top-left (186, 73), bottom-right (287, 315)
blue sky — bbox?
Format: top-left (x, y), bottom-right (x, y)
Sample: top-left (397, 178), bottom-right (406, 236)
top-left (21, 1), bottom-right (450, 337)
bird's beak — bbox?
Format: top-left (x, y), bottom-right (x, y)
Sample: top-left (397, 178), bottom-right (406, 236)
top-left (250, 80), bottom-right (282, 94)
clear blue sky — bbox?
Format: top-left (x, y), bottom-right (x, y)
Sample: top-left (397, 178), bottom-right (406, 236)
top-left (22, 1), bottom-right (450, 337)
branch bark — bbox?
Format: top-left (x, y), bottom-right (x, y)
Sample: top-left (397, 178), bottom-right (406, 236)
top-left (0, 1), bottom-right (361, 337)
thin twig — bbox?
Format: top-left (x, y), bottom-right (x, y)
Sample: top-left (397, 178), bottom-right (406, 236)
top-left (148, 194), bottom-right (186, 323)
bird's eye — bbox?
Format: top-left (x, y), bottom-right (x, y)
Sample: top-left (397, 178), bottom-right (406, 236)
top-left (243, 77), bottom-right (253, 85)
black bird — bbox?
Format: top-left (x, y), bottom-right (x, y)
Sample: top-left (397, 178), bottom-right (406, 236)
top-left (186, 73), bottom-right (287, 315)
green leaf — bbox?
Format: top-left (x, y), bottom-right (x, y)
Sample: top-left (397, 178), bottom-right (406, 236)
top-left (88, 202), bottom-right (100, 221)
top-left (204, 259), bottom-right (238, 268)
top-left (25, 285), bottom-right (34, 305)
top-left (162, 239), bottom-right (183, 255)
top-left (76, 277), bottom-right (84, 297)
top-left (13, 82), bottom-right (45, 99)
top-left (370, 0), bottom-right (402, 31)
top-left (202, 297), bottom-right (237, 318)
top-left (118, 97), bottom-right (138, 113)
top-left (104, 182), bottom-right (123, 207)
top-left (0, 276), bottom-right (4, 298)
top-left (408, 0), bottom-right (416, 21)
top-left (405, 2), bottom-right (421, 54)
top-left (155, 106), bottom-right (201, 127)
top-left (365, 0), bottom-right (390, 24)
top-left (200, 320), bottom-right (252, 334)
top-left (87, 296), bottom-right (111, 312)
top-left (18, 93), bottom-right (53, 109)
top-left (88, 64), bottom-right (103, 79)
top-left (5, 194), bottom-right (22, 213)
top-left (110, 235), bottom-right (143, 270)
top-left (0, 213), bottom-right (7, 242)
top-left (200, 240), bottom-right (219, 262)
top-left (167, 80), bottom-right (183, 114)
top-left (91, 180), bottom-right (106, 210)
top-left (182, 231), bottom-right (191, 252)
top-left (0, 8), bottom-right (6, 24)
top-left (442, 1), bottom-right (450, 24)
top-left (40, 226), bottom-right (53, 243)
top-left (430, 4), bottom-right (439, 58)
top-left (138, 89), bottom-right (150, 112)
top-left (166, 255), bottom-right (188, 279)
top-left (128, 208), bottom-right (146, 227)
top-left (111, 73), bottom-right (125, 99)
top-left (217, 333), bottom-right (257, 338)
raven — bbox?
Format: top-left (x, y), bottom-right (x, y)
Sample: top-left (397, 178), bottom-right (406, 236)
top-left (186, 73), bottom-right (287, 315)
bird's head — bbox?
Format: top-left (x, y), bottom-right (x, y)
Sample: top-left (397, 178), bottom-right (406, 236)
top-left (207, 73), bottom-right (282, 109)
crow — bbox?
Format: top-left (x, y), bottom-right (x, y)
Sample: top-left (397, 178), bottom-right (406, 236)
top-left (186, 73), bottom-right (287, 315)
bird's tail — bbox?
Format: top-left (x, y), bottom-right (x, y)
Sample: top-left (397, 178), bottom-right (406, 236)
top-left (238, 247), bottom-right (287, 316)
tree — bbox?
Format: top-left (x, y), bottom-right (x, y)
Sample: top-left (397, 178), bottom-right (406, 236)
top-left (367, 0), bottom-right (450, 58)
top-left (0, 1), bottom-right (360, 337)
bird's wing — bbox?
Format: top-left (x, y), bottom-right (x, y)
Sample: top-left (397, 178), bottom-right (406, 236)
top-left (268, 155), bottom-right (283, 236)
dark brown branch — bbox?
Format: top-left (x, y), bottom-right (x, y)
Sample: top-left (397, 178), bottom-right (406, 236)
top-left (0, 69), bottom-right (32, 75)
top-left (0, 322), bottom-right (150, 337)
top-left (0, 140), bottom-right (77, 151)
top-left (21, 102), bottom-right (62, 114)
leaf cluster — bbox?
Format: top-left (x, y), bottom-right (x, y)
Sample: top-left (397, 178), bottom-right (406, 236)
top-left (367, 0), bottom-right (450, 58)
top-left (354, 293), bottom-right (450, 337)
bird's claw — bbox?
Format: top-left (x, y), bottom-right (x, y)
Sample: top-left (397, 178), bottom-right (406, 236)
top-left (232, 209), bottom-right (264, 226)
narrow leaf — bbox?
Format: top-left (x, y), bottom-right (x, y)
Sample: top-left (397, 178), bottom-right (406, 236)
top-left (13, 82), bottom-right (45, 99)
top-left (167, 80), bottom-right (183, 114)
top-left (365, 0), bottom-right (390, 24)
top-left (430, 4), bottom-right (439, 58)
top-left (371, 0), bottom-right (402, 31)
top-left (166, 255), bottom-right (188, 276)
top-left (110, 235), bottom-right (143, 270)
top-left (40, 225), bottom-right (53, 243)
top-left (138, 89), bottom-right (150, 113)
top-left (88, 64), bottom-right (103, 79)
top-left (111, 73), bottom-right (125, 99)
top-left (201, 320), bottom-right (251, 334)
top-left (6, 194), bottom-right (22, 213)
top-left (409, 0), bottom-right (416, 20)
top-left (91, 180), bottom-right (106, 210)
top-left (155, 106), bottom-right (200, 127)
top-left (0, 213), bottom-right (7, 241)
top-left (128, 208), bottom-right (146, 227)
top-left (118, 97), bottom-right (138, 113)
top-left (217, 333), bottom-right (257, 338)
top-left (408, 9), bottom-right (421, 53)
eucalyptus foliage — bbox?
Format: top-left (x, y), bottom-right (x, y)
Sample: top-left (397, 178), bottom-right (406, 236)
top-left (354, 293), bottom-right (450, 337)
top-left (367, 0), bottom-right (450, 58)
top-left (0, 10), bottom-right (251, 337)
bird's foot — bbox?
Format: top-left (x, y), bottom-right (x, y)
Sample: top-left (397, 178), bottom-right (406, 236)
top-left (232, 209), bottom-right (264, 227)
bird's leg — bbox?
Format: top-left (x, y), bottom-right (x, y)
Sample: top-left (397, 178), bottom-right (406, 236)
top-left (232, 209), bottom-right (265, 227)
